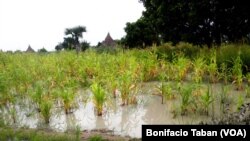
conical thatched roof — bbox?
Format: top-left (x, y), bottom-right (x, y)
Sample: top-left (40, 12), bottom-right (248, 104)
top-left (102, 33), bottom-right (116, 47)
top-left (26, 45), bottom-right (35, 52)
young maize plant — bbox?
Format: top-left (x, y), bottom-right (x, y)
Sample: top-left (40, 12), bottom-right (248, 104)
top-left (192, 57), bottom-right (206, 84)
top-left (199, 85), bottom-right (214, 115)
top-left (91, 82), bottom-right (106, 116)
top-left (232, 56), bottom-right (243, 90)
top-left (60, 88), bottom-right (76, 114)
top-left (207, 50), bottom-right (218, 83)
top-left (40, 99), bottom-right (53, 124)
top-left (180, 84), bottom-right (194, 115)
top-left (174, 54), bottom-right (190, 82)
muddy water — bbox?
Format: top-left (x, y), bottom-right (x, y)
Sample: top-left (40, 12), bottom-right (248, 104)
top-left (0, 82), bottom-right (249, 138)
top-left (45, 95), bottom-right (210, 138)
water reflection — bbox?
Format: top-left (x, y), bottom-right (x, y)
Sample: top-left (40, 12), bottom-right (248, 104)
top-left (1, 82), bottom-right (249, 138)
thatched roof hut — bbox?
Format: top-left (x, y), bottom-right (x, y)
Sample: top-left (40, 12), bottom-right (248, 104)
top-left (102, 33), bottom-right (116, 47)
top-left (26, 45), bottom-right (35, 53)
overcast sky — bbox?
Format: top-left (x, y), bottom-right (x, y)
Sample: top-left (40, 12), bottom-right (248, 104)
top-left (0, 0), bottom-right (144, 51)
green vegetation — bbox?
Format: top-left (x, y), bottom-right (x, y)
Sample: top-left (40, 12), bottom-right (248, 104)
top-left (192, 57), bottom-right (206, 83)
top-left (40, 99), bottom-right (53, 124)
top-left (0, 128), bottom-right (77, 141)
top-left (123, 1), bottom-right (249, 48)
top-left (199, 86), bottom-right (214, 115)
top-left (246, 85), bottom-right (250, 98)
top-left (60, 88), bottom-right (77, 114)
top-left (55, 26), bottom-right (89, 52)
top-left (156, 72), bottom-right (175, 104)
top-left (219, 85), bottom-right (230, 114)
top-left (1, 0), bottom-right (249, 138)
top-left (232, 56), bottom-right (244, 90)
top-left (237, 95), bottom-right (244, 112)
top-left (207, 50), bottom-right (219, 83)
top-left (180, 84), bottom-right (194, 115)
top-left (91, 82), bottom-right (106, 116)
top-left (88, 135), bottom-right (104, 141)
top-left (1, 43), bottom-right (250, 137)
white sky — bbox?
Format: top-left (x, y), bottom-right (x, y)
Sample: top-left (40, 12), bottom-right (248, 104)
top-left (0, 0), bottom-right (144, 51)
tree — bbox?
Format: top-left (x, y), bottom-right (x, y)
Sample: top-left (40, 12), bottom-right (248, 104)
top-left (38, 47), bottom-right (48, 53)
top-left (123, 0), bottom-right (250, 48)
top-left (80, 41), bottom-right (90, 51)
top-left (55, 26), bottom-right (87, 52)
top-left (55, 43), bottom-right (63, 51)
top-left (65, 26), bottom-right (86, 53)
top-left (122, 17), bottom-right (159, 48)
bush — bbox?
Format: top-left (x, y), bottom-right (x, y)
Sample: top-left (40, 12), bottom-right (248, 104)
top-left (156, 42), bottom-right (200, 61)
top-left (217, 44), bottom-right (250, 74)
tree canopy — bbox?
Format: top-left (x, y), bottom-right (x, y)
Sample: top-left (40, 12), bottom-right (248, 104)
top-left (55, 26), bottom-right (89, 52)
top-left (122, 0), bottom-right (250, 48)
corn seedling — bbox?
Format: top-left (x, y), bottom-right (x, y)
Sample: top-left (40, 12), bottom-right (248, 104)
top-left (118, 71), bottom-right (133, 106)
top-left (245, 85), bottom-right (250, 98)
top-left (232, 56), bottom-right (243, 90)
top-left (156, 72), bottom-right (166, 104)
top-left (207, 50), bottom-right (218, 83)
top-left (128, 84), bottom-right (138, 105)
top-left (219, 85), bottom-right (230, 114)
top-left (237, 95), bottom-right (244, 112)
top-left (91, 82), bottom-right (106, 116)
top-left (31, 82), bottom-right (46, 112)
top-left (156, 82), bottom-right (174, 104)
top-left (60, 88), bottom-right (76, 114)
top-left (170, 103), bottom-right (180, 118)
top-left (107, 75), bottom-right (118, 98)
top-left (180, 84), bottom-right (194, 115)
top-left (142, 59), bottom-right (158, 81)
top-left (199, 85), bottom-right (214, 115)
top-left (192, 57), bottom-right (206, 83)
top-left (174, 55), bottom-right (190, 82)
top-left (40, 100), bottom-right (52, 124)
top-left (246, 73), bottom-right (250, 86)
top-left (219, 63), bottom-right (231, 84)
top-left (8, 106), bottom-right (17, 124)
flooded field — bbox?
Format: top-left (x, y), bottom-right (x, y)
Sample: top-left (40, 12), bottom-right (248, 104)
top-left (1, 82), bottom-right (249, 138)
